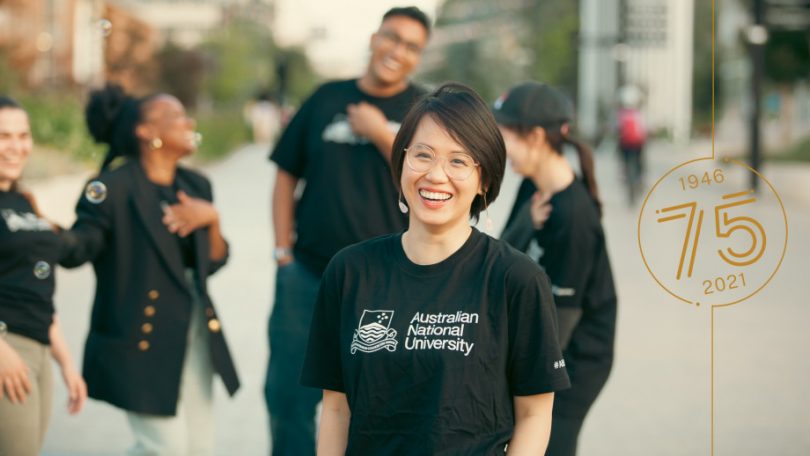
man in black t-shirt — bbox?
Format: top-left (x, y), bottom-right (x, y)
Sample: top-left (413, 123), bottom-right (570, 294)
top-left (265, 7), bottom-right (431, 455)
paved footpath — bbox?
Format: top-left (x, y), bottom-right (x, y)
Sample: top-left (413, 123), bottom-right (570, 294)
top-left (33, 141), bottom-right (808, 455)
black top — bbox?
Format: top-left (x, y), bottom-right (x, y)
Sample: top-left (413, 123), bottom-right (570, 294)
top-left (502, 178), bottom-right (617, 418)
top-left (302, 228), bottom-right (570, 455)
top-left (270, 79), bottom-right (425, 275)
top-left (0, 191), bottom-right (59, 344)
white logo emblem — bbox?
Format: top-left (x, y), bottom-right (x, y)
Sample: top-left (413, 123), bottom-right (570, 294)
top-left (1, 209), bottom-right (52, 232)
top-left (350, 310), bottom-right (398, 354)
top-left (322, 114), bottom-right (401, 145)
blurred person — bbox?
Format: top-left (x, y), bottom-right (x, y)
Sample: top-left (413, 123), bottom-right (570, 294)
top-left (302, 82), bottom-right (570, 455)
top-left (0, 96), bottom-right (87, 455)
top-left (58, 84), bottom-right (240, 455)
top-left (244, 90), bottom-right (281, 145)
top-left (494, 82), bottom-right (617, 456)
top-left (264, 6), bottom-right (431, 455)
top-left (616, 84), bottom-right (647, 205)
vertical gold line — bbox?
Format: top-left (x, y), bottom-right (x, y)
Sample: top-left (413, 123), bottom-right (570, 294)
top-left (676, 203), bottom-right (696, 280)
top-left (712, 0), bottom-right (714, 158)
top-left (687, 209), bottom-right (704, 277)
top-left (710, 0), bottom-right (715, 448)
top-left (711, 306), bottom-right (714, 456)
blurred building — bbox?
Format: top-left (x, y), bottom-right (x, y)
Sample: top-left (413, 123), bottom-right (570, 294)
top-left (113, 0), bottom-right (275, 48)
top-left (0, 0), bottom-right (275, 91)
top-left (0, 0), bottom-right (105, 88)
top-left (0, 0), bottom-right (159, 90)
top-left (579, 0), bottom-right (695, 142)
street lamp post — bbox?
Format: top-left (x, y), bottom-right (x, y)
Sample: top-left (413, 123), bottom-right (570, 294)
top-left (748, 0), bottom-right (767, 193)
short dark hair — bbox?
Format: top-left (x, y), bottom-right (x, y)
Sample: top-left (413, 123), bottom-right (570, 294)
top-left (383, 6), bottom-right (431, 36)
top-left (0, 96), bottom-right (23, 111)
top-left (391, 82), bottom-right (506, 221)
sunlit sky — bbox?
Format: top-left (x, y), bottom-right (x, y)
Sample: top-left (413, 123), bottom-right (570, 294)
top-left (273, 0), bottom-right (441, 77)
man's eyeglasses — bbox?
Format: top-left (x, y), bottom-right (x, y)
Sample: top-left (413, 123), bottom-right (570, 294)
top-left (377, 30), bottom-right (424, 56)
top-left (404, 144), bottom-right (479, 181)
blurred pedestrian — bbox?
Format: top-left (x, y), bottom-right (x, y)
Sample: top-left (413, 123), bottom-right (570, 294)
top-left (494, 82), bottom-right (617, 456)
top-left (0, 96), bottom-right (87, 455)
top-left (244, 90), bottom-right (281, 145)
top-left (59, 84), bottom-right (240, 455)
top-left (302, 82), bottom-right (569, 455)
top-left (616, 84), bottom-right (647, 205)
top-left (264, 6), bottom-right (431, 455)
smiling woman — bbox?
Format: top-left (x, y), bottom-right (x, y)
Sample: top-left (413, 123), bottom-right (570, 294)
top-left (0, 96), bottom-right (87, 456)
top-left (57, 84), bottom-right (240, 455)
top-left (301, 83), bottom-right (571, 455)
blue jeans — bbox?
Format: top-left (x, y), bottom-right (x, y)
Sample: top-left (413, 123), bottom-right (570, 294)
top-left (264, 261), bottom-right (323, 456)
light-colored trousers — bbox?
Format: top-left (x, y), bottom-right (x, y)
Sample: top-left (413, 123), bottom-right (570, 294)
top-left (126, 271), bottom-right (215, 456)
top-left (0, 332), bottom-right (53, 456)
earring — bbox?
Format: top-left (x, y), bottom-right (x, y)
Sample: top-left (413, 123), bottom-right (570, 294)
top-left (483, 193), bottom-right (493, 232)
top-left (398, 193), bottom-right (408, 214)
top-left (149, 137), bottom-right (163, 150)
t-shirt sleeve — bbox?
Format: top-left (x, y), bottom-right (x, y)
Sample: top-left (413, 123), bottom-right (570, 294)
top-left (506, 265), bottom-right (571, 396)
top-left (535, 205), bottom-right (596, 310)
top-left (269, 88), bottom-right (318, 178)
top-left (300, 257), bottom-right (345, 392)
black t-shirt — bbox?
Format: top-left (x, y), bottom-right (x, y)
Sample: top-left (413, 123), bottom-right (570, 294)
top-left (270, 79), bottom-right (425, 275)
top-left (302, 228), bottom-right (570, 455)
top-left (0, 191), bottom-right (59, 344)
top-left (502, 178), bottom-right (617, 418)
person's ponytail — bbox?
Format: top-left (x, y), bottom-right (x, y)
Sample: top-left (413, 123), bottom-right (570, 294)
top-left (565, 135), bottom-right (602, 217)
top-left (85, 84), bottom-right (143, 171)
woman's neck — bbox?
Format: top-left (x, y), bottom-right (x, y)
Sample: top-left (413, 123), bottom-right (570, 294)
top-left (0, 179), bottom-right (11, 192)
top-left (530, 150), bottom-right (575, 195)
top-left (139, 151), bottom-right (177, 185)
top-left (401, 219), bottom-right (472, 266)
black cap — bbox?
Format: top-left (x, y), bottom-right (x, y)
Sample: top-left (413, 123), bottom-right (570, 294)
top-left (492, 82), bottom-right (574, 130)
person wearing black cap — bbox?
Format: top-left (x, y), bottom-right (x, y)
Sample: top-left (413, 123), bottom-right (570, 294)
top-left (493, 82), bottom-right (617, 455)
top-left (58, 84), bottom-right (240, 454)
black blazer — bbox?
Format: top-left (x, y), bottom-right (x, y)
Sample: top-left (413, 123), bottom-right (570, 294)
top-left (60, 159), bottom-right (240, 416)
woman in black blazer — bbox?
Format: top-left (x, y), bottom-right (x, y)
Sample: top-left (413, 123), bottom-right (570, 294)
top-left (60, 85), bottom-right (239, 455)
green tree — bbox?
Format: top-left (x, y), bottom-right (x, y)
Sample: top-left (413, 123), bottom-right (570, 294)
top-left (421, 0), bottom-right (579, 102)
top-left (156, 41), bottom-right (206, 109)
top-left (523, 0), bottom-right (579, 96)
top-left (764, 30), bottom-right (809, 85)
top-left (276, 47), bottom-right (320, 106)
top-left (199, 18), bottom-right (278, 106)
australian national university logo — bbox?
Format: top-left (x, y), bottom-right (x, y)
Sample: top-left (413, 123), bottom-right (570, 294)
top-left (350, 310), bottom-right (398, 354)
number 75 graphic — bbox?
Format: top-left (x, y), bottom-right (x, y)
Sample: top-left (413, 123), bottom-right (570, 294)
top-left (657, 190), bottom-right (767, 280)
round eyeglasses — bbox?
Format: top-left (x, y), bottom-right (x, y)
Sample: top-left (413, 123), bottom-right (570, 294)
top-left (404, 144), bottom-right (479, 181)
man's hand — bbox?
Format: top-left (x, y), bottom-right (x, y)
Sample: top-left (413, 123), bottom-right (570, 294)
top-left (347, 102), bottom-right (389, 141)
top-left (162, 191), bottom-right (219, 237)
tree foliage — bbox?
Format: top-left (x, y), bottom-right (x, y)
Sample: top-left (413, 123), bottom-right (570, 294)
top-left (421, 0), bottom-right (579, 102)
top-left (764, 29), bottom-right (809, 84)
